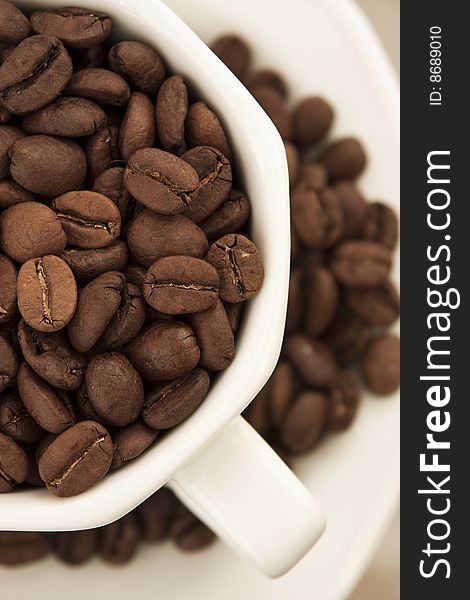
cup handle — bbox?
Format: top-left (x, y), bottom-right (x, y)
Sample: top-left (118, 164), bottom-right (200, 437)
top-left (168, 416), bottom-right (326, 577)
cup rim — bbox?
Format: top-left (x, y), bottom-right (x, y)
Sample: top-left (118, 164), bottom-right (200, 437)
top-left (1, 0), bottom-right (290, 531)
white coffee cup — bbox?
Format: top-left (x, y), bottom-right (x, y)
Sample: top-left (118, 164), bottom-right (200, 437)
top-left (1, 0), bottom-right (326, 577)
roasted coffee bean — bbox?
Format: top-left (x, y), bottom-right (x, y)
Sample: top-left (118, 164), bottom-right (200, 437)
top-left (279, 391), bottom-right (328, 453)
top-left (328, 371), bottom-right (360, 432)
top-left (182, 145), bottom-right (232, 223)
top-left (9, 135), bottom-right (86, 195)
top-left (361, 335), bottom-right (400, 396)
top-left (0, 202), bottom-right (66, 263)
top-left (85, 125), bottom-right (120, 180)
top-left (185, 101), bottom-right (231, 159)
top-left (17, 256), bottom-right (77, 333)
top-left (333, 181), bottom-right (368, 239)
top-left (66, 67), bottom-right (130, 106)
top-left (111, 420), bottom-right (158, 469)
top-left (0, 178), bottom-right (36, 209)
top-left (0, 431), bottom-right (28, 492)
top-left (187, 299), bottom-right (234, 371)
top-left (0, 253), bottom-right (16, 323)
top-left (125, 148), bottom-right (200, 215)
top-left (320, 137), bottom-right (367, 181)
top-left (200, 189), bottom-right (250, 242)
top-left (127, 209), bottom-right (208, 267)
top-left (291, 185), bottom-right (344, 248)
top-left (51, 191), bottom-right (121, 249)
top-left (362, 201), bottom-right (399, 250)
top-left (244, 384), bottom-right (270, 436)
top-left (61, 241), bottom-right (128, 282)
top-left (284, 141), bottom-right (299, 186)
top-left (170, 505), bottom-right (215, 551)
top-left (0, 334), bottom-right (17, 392)
top-left (285, 334), bottom-right (338, 388)
top-left (0, 532), bottom-right (49, 565)
top-left (30, 8), bottom-right (111, 49)
top-left (123, 264), bottom-right (146, 290)
top-left (323, 313), bottom-right (371, 367)
top-left (22, 96), bottom-right (107, 137)
top-left (75, 382), bottom-right (100, 421)
top-left (143, 368), bottom-right (210, 429)
top-left (17, 362), bottom-right (75, 433)
top-left (0, 41), bottom-right (14, 64)
top-left (101, 283), bottom-right (146, 349)
top-left (246, 69), bottom-right (287, 97)
top-left (0, 391), bottom-right (44, 443)
top-left (156, 75), bottom-right (188, 155)
top-left (70, 44), bottom-right (105, 70)
top-left (24, 456), bottom-right (44, 487)
top-left (0, 35), bottom-right (72, 114)
top-left (18, 320), bottom-right (86, 390)
top-left (0, 104), bottom-right (11, 122)
top-left (35, 431), bottom-right (56, 463)
top-left (100, 514), bottom-right (140, 564)
top-left (267, 361), bottom-right (296, 428)
top-left (68, 271), bottom-right (125, 353)
top-left (143, 256), bottom-right (219, 315)
top-left (211, 34), bottom-right (251, 79)
top-left (206, 233), bottom-right (264, 303)
top-left (92, 167), bottom-right (133, 222)
top-left (0, 125), bottom-right (24, 177)
top-left (250, 85), bottom-right (292, 140)
top-left (137, 488), bottom-right (174, 541)
top-left (292, 96), bottom-right (334, 146)
top-left (304, 266), bottom-right (339, 336)
top-left (108, 40), bottom-right (165, 94)
top-left (330, 241), bottom-right (392, 287)
top-left (86, 352), bottom-right (143, 427)
top-left (298, 161), bottom-right (328, 191)
top-left (285, 267), bottom-right (303, 334)
top-left (0, 0), bottom-right (31, 44)
top-left (50, 529), bottom-right (97, 565)
top-left (346, 280), bottom-right (400, 326)
top-left (38, 420), bottom-right (113, 497)
top-left (119, 91), bottom-right (155, 161)
top-left (224, 301), bottom-right (243, 334)
top-left (126, 320), bottom-right (200, 382)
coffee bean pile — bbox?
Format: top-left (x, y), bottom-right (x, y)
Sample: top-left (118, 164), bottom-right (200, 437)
top-left (0, 488), bottom-right (216, 566)
top-left (0, 3), bottom-right (264, 499)
top-left (209, 35), bottom-right (400, 455)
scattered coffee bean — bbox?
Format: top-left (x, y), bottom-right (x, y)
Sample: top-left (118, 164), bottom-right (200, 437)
top-left (38, 420), bottom-right (113, 497)
top-left (303, 265), bottom-right (339, 336)
top-left (0, 252), bottom-right (17, 322)
top-left (49, 529), bottom-right (96, 565)
top-left (292, 96), bottom-right (334, 146)
top-left (206, 233), bottom-right (264, 303)
top-left (320, 137), bottom-right (367, 181)
top-left (0, 35), bottom-right (73, 114)
top-left (156, 75), bottom-right (188, 155)
top-left (284, 141), bottom-right (300, 186)
top-left (22, 96), bottom-right (107, 137)
top-left (0, 431), bottom-right (28, 492)
top-left (61, 241), bottom-right (128, 282)
top-left (330, 240), bottom-right (392, 287)
top-left (187, 300), bottom-right (234, 371)
top-left (86, 352), bottom-right (143, 427)
top-left (362, 201), bottom-right (399, 250)
top-left (136, 488), bottom-right (174, 541)
top-left (328, 371), bottom-right (360, 432)
top-left (246, 68), bottom-right (288, 97)
top-left (285, 334), bottom-right (338, 388)
top-left (124, 147), bottom-right (200, 214)
top-left (298, 161), bottom-right (328, 191)
top-left (68, 271), bottom-right (125, 353)
top-left (361, 335), bottom-right (400, 396)
top-left (267, 361), bottom-right (297, 428)
top-left (0, 532), bottom-right (48, 565)
top-left (346, 280), bottom-right (400, 326)
top-left (333, 181), bottom-right (368, 239)
top-left (51, 190), bottom-right (121, 249)
top-left (108, 40), bottom-right (165, 94)
top-left (18, 320), bottom-right (86, 390)
top-left (285, 267), bottom-right (303, 334)
top-left (9, 134), bottom-right (86, 195)
top-left (119, 91), bottom-right (155, 161)
top-left (143, 256), bottom-right (219, 315)
top-left (66, 67), bottom-right (130, 106)
top-left (211, 34), bottom-right (251, 80)
top-left (111, 420), bottom-right (158, 470)
top-left (251, 85), bottom-right (292, 140)
top-left (30, 8), bottom-right (111, 49)
top-left (100, 513), bottom-right (140, 564)
top-left (170, 505), bottom-right (216, 551)
top-left (279, 391), bottom-right (328, 453)
top-left (143, 368), bottom-right (210, 429)
top-left (127, 209), bottom-right (208, 267)
top-left (185, 101), bottom-right (231, 158)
